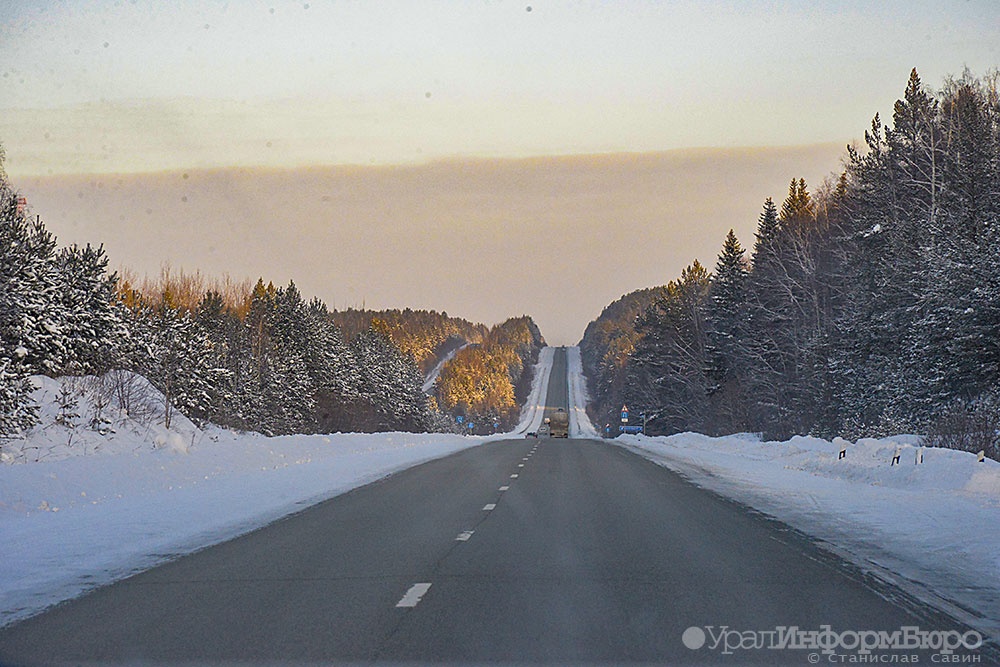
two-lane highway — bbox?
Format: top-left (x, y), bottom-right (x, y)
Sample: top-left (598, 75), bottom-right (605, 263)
top-left (0, 349), bottom-right (987, 665)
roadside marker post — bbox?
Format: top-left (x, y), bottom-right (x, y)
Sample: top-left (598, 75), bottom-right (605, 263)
top-left (833, 437), bottom-right (848, 460)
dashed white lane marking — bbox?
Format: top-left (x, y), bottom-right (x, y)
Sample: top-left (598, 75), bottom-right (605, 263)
top-left (498, 485), bottom-right (510, 491)
top-left (396, 583), bottom-right (432, 608)
top-left (518, 463), bottom-right (524, 468)
top-left (483, 503), bottom-right (497, 511)
top-left (522, 457), bottom-right (529, 461)
top-left (510, 474), bottom-right (519, 478)
top-left (456, 530), bottom-right (474, 541)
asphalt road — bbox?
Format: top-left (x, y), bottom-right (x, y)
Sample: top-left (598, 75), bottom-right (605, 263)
top-left (541, 344), bottom-right (569, 425)
top-left (0, 349), bottom-right (989, 665)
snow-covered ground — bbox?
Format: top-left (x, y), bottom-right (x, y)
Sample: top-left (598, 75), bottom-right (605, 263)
top-left (566, 346), bottom-right (599, 439)
top-left (614, 433), bottom-right (1000, 637)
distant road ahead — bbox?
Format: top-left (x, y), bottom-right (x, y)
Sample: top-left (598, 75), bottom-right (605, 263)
top-left (0, 350), bottom-right (984, 665)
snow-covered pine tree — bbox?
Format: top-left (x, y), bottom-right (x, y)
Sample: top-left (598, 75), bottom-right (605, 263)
top-left (907, 72), bottom-right (1000, 421)
top-left (0, 204), bottom-right (68, 377)
top-left (55, 243), bottom-right (125, 375)
top-left (303, 297), bottom-right (361, 433)
top-left (705, 229), bottom-right (750, 433)
top-left (132, 300), bottom-right (228, 430)
top-left (628, 261), bottom-right (712, 435)
top-left (743, 197), bottom-right (789, 435)
top-left (266, 282), bottom-right (317, 434)
top-left (0, 147), bottom-right (43, 434)
top-left (352, 323), bottom-right (430, 432)
top-left (194, 290), bottom-right (240, 424)
top-left (237, 278), bottom-right (278, 433)
top-left (0, 356), bottom-right (37, 436)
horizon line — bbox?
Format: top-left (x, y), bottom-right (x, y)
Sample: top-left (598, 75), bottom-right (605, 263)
top-left (8, 141), bottom-right (852, 180)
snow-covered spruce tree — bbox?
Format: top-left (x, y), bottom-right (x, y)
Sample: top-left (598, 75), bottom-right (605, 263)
top-left (0, 357), bottom-right (36, 436)
top-left (0, 147), bottom-right (44, 434)
top-left (226, 279), bottom-right (316, 436)
top-left (0, 197), bottom-right (67, 377)
top-left (742, 197), bottom-right (789, 436)
top-left (777, 178), bottom-right (841, 438)
top-left (129, 298), bottom-right (229, 430)
top-left (627, 261), bottom-right (712, 435)
top-left (352, 322), bottom-right (431, 432)
top-left (705, 229), bottom-right (750, 434)
top-left (267, 282), bottom-right (317, 435)
top-left (54, 243), bottom-right (125, 375)
top-left (237, 279), bottom-right (275, 434)
top-left (303, 297), bottom-right (361, 433)
top-left (194, 290), bottom-right (241, 425)
top-left (1, 143), bottom-right (127, 436)
top-left (742, 180), bottom-right (843, 439)
top-left (905, 72), bottom-right (1000, 423)
top-left (834, 69), bottom-right (1000, 435)
top-left (832, 116), bottom-right (904, 435)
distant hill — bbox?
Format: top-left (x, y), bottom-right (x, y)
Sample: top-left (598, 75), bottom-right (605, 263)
top-left (434, 316), bottom-right (545, 433)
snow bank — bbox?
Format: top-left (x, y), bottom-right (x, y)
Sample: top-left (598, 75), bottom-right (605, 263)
top-left (566, 346), bottom-right (598, 438)
top-left (1, 374), bottom-right (202, 465)
top-left (515, 346), bottom-right (555, 434)
top-left (616, 432), bottom-right (1000, 636)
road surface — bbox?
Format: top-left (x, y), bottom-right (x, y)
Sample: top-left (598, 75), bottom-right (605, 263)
top-left (0, 349), bottom-right (989, 665)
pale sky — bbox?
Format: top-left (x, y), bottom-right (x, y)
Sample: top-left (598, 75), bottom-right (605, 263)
top-left (4, 0), bottom-right (998, 171)
top-left (2, 1), bottom-right (998, 343)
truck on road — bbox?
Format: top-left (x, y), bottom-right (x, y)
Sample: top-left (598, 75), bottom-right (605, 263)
top-left (548, 408), bottom-right (569, 438)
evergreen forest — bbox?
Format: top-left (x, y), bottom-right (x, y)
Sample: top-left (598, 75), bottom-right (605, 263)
top-left (581, 69), bottom-right (1000, 458)
top-left (1, 147), bottom-right (542, 438)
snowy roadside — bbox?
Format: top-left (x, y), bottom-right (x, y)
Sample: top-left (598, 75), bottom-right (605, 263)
top-left (566, 346), bottom-right (599, 438)
top-left (614, 432), bottom-right (1000, 638)
top-left (515, 346), bottom-right (556, 434)
top-left (0, 350), bottom-right (557, 627)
